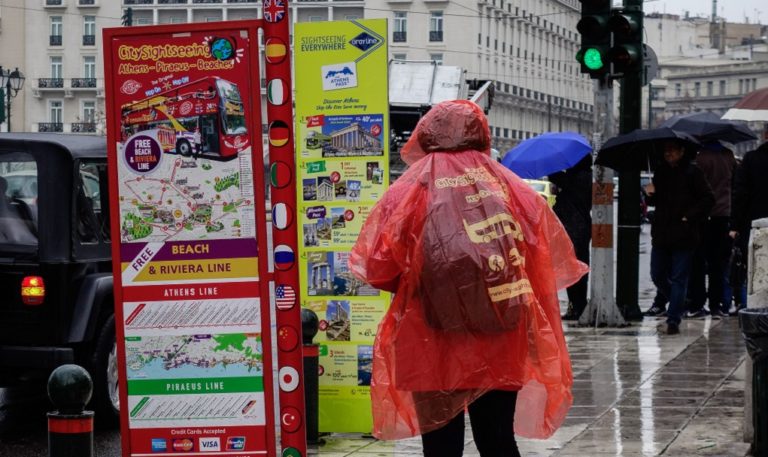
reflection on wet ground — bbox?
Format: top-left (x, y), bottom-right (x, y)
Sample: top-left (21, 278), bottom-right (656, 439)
top-left (310, 317), bottom-right (750, 456)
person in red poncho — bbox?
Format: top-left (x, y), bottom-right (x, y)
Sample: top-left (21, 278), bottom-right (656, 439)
top-left (349, 100), bottom-right (588, 456)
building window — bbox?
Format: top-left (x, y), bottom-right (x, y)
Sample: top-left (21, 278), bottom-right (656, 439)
top-left (720, 80), bottom-right (726, 95)
top-left (51, 56), bottom-right (63, 79)
top-left (345, 15), bottom-right (359, 20)
top-left (135, 17), bottom-right (151, 26)
top-left (738, 79), bottom-right (743, 94)
top-left (752, 78), bottom-right (757, 92)
top-left (429, 53), bottom-right (443, 65)
top-left (50, 100), bottom-right (63, 124)
top-left (694, 82), bottom-right (701, 97)
top-left (675, 83), bottom-right (681, 97)
top-left (393, 12), bottom-right (407, 42)
top-left (50, 16), bottom-right (63, 46)
top-left (83, 56), bottom-right (96, 79)
top-left (309, 16), bottom-right (322, 22)
top-left (393, 53), bottom-right (406, 60)
top-left (429, 11), bottom-right (443, 42)
top-left (82, 100), bottom-right (96, 123)
top-left (706, 81), bottom-right (713, 97)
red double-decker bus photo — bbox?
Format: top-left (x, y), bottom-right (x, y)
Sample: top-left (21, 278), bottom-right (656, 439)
top-left (120, 77), bottom-right (249, 160)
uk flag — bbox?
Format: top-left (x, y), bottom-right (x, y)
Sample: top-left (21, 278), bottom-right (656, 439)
top-left (263, 0), bottom-right (286, 23)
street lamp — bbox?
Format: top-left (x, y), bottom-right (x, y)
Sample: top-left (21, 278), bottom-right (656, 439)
top-left (0, 66), bottom-right (26, 132)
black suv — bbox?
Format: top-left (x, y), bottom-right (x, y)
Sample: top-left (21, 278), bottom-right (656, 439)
top-left (0, 133), bottom-right (117, 425)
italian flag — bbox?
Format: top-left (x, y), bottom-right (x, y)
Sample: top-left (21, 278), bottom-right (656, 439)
top-left (267, 79), bottom-right (288, 106)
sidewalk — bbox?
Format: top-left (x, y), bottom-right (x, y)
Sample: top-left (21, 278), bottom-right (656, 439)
top-left (307, 316), bottom-right (750, 456)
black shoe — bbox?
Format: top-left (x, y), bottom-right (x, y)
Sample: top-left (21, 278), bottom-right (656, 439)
top-left (667, 323), bottom-right (680, 335)
top-left (685, 309), bottom-right (707, 319)
top-left (710, 309), bottom-right (728, 319)
top-left (644, 306), bottom-right (666, 317)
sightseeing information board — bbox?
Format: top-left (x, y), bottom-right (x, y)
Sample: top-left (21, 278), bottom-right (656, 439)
top-left (293, 19), bottom-right (389, 433)
top-left (104, 18), bottom-right (304, 457)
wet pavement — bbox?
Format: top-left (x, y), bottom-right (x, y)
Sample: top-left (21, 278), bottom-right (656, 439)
top-left (308, 317), bottom-right (751, 456)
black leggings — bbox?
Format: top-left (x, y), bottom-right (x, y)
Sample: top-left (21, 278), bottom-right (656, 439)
top-left (420, 390), bottom-right (521, 457)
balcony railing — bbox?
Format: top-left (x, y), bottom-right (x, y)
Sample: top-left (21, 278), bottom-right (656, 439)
top-left (50, 35), bottom-right (63, 46)
top-left (125, 0), bottom-right (153, 4)
top-left (393, 31), bottom-right (406, 42)
top-left (71, 123), bottom-right (97, 133)
top-left (83, 35), bottom-right (96, 45)
top-left (429, 30), bottom-right (443, 42)
top-left (78, 0), bottom-right (96, 4)
top-left (39, 78), bottom-right (65, 88)
top-left (39, 123), bottom-right (64, 133)
top-left (158, 0), bottom-right (187, 3)
top-left (72, 78), bottom-right (97, 88)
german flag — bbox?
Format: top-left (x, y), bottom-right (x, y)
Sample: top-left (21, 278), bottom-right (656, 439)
top-left (268, 120), bottom-right (290, 147)
top-left (265, 38), bottom-right (287, 64)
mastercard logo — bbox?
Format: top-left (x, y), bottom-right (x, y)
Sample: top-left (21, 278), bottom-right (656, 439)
top-left (172, 438), bottom-right (194, 452)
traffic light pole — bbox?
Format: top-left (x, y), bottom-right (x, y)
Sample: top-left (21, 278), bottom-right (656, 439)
top-left (616, 0), bottom-right (643, 320)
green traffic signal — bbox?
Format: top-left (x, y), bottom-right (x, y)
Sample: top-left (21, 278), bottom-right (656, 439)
top-left (583, 48), bottom-right (605, 70)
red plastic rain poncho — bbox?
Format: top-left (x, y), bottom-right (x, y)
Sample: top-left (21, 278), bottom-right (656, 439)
top-left (349, 100), bottom-right (588, 440)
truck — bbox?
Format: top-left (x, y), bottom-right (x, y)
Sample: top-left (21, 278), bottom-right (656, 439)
top-left (388, 60), bottom-right (495, 179)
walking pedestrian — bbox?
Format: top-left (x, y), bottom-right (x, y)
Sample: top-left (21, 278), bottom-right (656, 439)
top-left (548, 154), bottom-right (592, 320)
top-left (685, 141), bottom-right (737, 319)
top-left (350, 100), bottom-right (588, 456)
top-left (730, 141), bottom-right (768, 307)
top-left (644, 140), bottom-right (714, 334)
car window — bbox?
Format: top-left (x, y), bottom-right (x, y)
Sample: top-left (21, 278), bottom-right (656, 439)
top-left (0, 151), bottom-right (38, 247)
top-left (76, 160), bottom-right (109, 244)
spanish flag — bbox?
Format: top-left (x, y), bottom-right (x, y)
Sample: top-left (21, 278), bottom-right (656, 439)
top-left (268, 120), bottom-right (290, 147)
top-left (265, 38), bottom-right (287, 64)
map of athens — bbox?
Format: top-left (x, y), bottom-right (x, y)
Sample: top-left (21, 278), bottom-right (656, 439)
top-left (119, 153), bottom-right (255, 243)
top-left (125, 333), bottom-right (263, 380)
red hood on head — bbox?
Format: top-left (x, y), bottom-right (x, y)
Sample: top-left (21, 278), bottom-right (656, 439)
top-left (401, 100), bottom-right (491, 165)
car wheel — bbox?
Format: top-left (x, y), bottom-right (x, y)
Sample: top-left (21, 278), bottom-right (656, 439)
top-left (176, 139), bottom-right (192, 157)
top-left (90, 315), bottom-right (120, 428)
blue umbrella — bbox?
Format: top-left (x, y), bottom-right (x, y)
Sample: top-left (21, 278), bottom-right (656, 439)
top-left (501, 132), bottom-right (592, 179)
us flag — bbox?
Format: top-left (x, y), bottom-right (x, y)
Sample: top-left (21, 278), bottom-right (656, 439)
top-left (275, 284), bottom-right (296, 310)
top-left (263, 0), bottom-right (286, 23)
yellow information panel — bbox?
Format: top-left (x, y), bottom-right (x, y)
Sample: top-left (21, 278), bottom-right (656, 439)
top-left (294, 19), bottom-right (389, 433)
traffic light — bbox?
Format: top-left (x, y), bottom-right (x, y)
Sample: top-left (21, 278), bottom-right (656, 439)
top-left (576, 0), bottom-right (612, 79)
top-left (122, 7), bottom-right (133, 27)
top-left (608, 8), bottom-right (643, 75)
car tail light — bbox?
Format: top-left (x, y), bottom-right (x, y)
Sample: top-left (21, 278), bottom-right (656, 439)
top-left (21, 276), bottom-right (45, 305)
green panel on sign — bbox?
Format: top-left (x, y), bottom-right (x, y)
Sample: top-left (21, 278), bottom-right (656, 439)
top-left (583, 48), bottom-right (604, 70)
top-left (282, 448), bottom-right (302, 457)
top-left (128, 376), bottom-right (264, 395)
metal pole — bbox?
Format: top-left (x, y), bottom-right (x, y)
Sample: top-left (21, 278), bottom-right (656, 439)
top-left (6, 81), bottom-right (11, 133)
top-left (580, 77), bottom-right (626, 327)
top-left (615, 0), bottom-right (644, 320)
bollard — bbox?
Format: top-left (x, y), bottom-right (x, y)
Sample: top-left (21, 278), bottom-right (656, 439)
top-left (301, 308), bottom-right (322, 445)
top-left (47, 364), bottom-right (94, 457)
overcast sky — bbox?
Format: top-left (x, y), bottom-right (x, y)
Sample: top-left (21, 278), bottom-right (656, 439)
top-left (643, 0), bottom-right (768, 25)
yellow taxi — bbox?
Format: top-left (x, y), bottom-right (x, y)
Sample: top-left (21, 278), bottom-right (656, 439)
top-left (523, 179), bottom-right (556, 208)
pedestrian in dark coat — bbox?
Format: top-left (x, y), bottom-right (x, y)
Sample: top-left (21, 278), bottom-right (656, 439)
top-left (686, 142), bottom-right (737, 318)
top-left (549, 154), bottom-right (592, 320)
top-left (729, 141), bottom-right (768, 309)
top-left (645, 140), bottom-right (714, 334)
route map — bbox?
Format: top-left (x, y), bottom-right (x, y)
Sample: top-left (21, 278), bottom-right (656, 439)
top-left (125, 333), bottom-right (263, 379)
top-left (119, 151), bottom-right (256, 243)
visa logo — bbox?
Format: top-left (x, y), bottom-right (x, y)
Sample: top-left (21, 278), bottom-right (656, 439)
top-left (199, 437), bottom-right (221, 452)
top-left (226, 436), bottom-right (246, 450)
top-left (151, 438), bottom-right (167, 452)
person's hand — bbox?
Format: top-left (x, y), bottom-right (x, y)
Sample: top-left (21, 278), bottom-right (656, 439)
top-left (729, 230), bottom-right (739, 239)
top-left (644, 183), bottom-right (655, 196)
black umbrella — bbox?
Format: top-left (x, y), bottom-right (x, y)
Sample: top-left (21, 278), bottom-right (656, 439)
top-left (659, 112), bottom-right (757, 144)
top-left (595, 127), bottom-right (700, 172)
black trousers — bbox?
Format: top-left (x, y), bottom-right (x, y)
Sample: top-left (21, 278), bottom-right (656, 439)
top-left (567, 234), bottom-right (590, 315)
top-left (688, 216), bottom-right (731, 313)
top-left (420, 390), bottom-right (521, 457)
